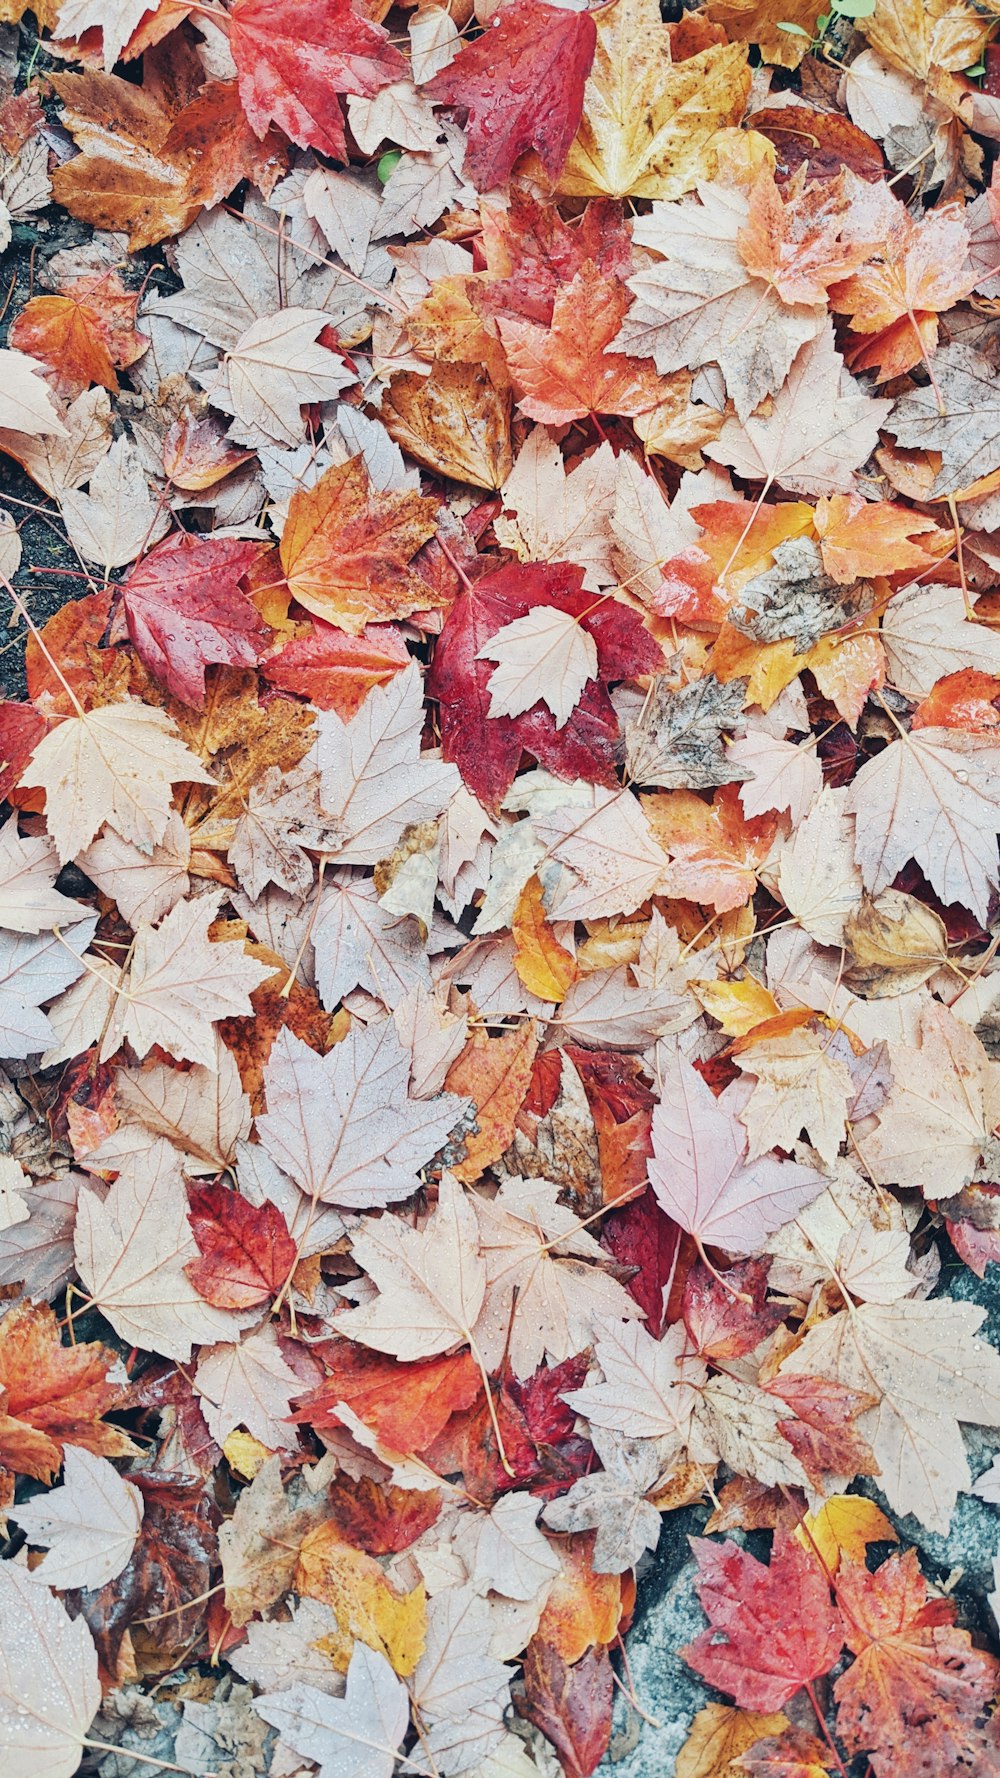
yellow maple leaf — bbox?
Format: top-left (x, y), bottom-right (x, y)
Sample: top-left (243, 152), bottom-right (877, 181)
top-left (512, 875), bottom-right (578, 1002)
top-left (555, 0), bottom-right (751, 200)
top-left (676, 1702), bottom-right (790, 1778)
top-left (798, 1495), bottom-right (898, 1574)
top-left (295, 1524), bottom-right (427, 1676)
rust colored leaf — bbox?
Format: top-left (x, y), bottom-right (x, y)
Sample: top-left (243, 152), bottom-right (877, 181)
top-left (518, 1640), bottom-right (614, 1778)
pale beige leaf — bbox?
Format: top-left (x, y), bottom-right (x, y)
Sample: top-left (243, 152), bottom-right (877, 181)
top-left (533, 785), bottom-right (669, 920)
top-left (861, 1001), bottom-right (1000, 1196)
top-left (0, 1563), bottom-right (100, 1778)
top-left (195, 1325), bottom-right (301, 1449)
top-left (0, 1154), bottom-right (29, 1232)
top-left (776, 786), bottom-right (864, 945)
top-left (736, 1027), bottom-right (854, 1167)
top-left (0, 818), bottom-right (85, 933)
top-left (107, 1040), bottom-right (252, 1174)
top-left (316, 665), bottom-right (460, 867)
top-left (337, 1173), bottom-right (487, 1358)
top-left (542, 1428), bottom-right (662, 1573)
top-left (258, 1025), bottom-right (468, 1209)
top-left (9, 1446), bottom-right (143, 1592)
top-left (74, 1138), bottom-right (248, 1359)
top-left (225, 309), bottom-right (356, 445)
top-left (778, 1296), bottom-right (1000, 1531)
top-left (455, 1493), bottom-right (561, 1603)
top-left (256, 1644), bottom-right (409, 1778)
top-left (0, 349), bottom-right (68, 437)
top-left (21, 701), bottom-right (213, 864)
top-left (707, 323), bottom-right (893, 496)
top-left (478, 608), bottom-right (599, 728)
top-left (564, 1317), bottom-right (706, 1449)
top-left (76, 810), bottom-right (191, 928)
top-left (689, 1374), bottom-right (809, 1489)
top-left (881, 581), bottom-right (1000, 697)
top-left (494, 431), bottom-right (617, 592)
top-left (0, 386), bottom-right (112, 500)
top-left (834, 1223), bottom-right (916, 1304)
top-left (347, 81), bottom-right (442, 153)
top-left (60, 434), bottom-right (169, 569)
top-left (729, 729), bottom-right (823, 826)
top-left (845, 727), bottom-right (1000, 923)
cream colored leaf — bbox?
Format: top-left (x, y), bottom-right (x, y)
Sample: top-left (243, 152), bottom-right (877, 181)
top-left (708, 323), bottom-right (893, 497)
top-left (256, 1645), bottom-right (409, 1778)
top-left (9, 1446), bottom-right (143, 1592)
top-left (302, 169), bottom-right (381, 278)
top-left (410, 5), bottom-right (460, 82)
top-left (409, 1584), bottom-right (511, 1772)
top-left (0, 819), bottom-right (85, 933)
top-left (776, 786), bottom-right (864, 946)
top-left (313, 870), bottom-right (438, 1011)
top-left (317, 665), bottom-right (460, 867)
top-left (76, 810), bottom-right (191, 928)
top-left (74, 1138), bottom-right (248, 1359)
top-left (729, 728), bottom-right (823, 826)
top-left (835, 1223), bottom-right (916, 1304)
top-left (0, 386), bottom-right (112, 500)
top-left (0, 349), bottom-right (68, 437)
top-left (105, 891), bottom-right (273, 1069)
top-left (478, 608), bottom-right (599, 728)
top-left (765, 1159), bottom-right (910, 1298)
top-left (60, 434), bottom-right (169, 569)
top-left (494, 431), bottom-right (617, 592)
top-left (107, 1041), bottom-right (252, 1174)
top-left (736, 1027), bottom-right (854, 1167)
top-left (846, 726), bottom-right (1000, 923)
top-left (533, 784), bottom-right (669, 920)
top-left (195, 1325), bottom-right (301, 1449)
top-left (225, 309), bottom-right (355, 445)
top-left (229, 1598), bottom-right (342, 1695)
top-left (881, 581), bottom-right (1000, 699)
top-left (21, 701), bottom-right (213, 865)
top-left (689, 1374), bottom-right (809, 1490)
top-left (471, 1176), bottom-right (643, 1378)
top-left (258, 1025), bottom-right (468, 1209)
top-left (618, 185), bottom-right (824, 422)
top-left (0, 1563), bottom-right (100, 1778)
top-left (564, 1316), bottom-right (706, 1448)
top-left (542, 1428), bottom-right (662, 1573)
top-left (337, 1173), bottom-right (487, 1358)
top-left (54, 0), bottom-right (149, 65)
top-left (455, 1493), bottom-right (562, 1602)
top-left (347, 82), bottom-right (443, 153)
top-left (0, 1154), bottom-right (29, 1232)
top-left (778, 1296), bottom-right (1000, 1531)
top-left (861, 1001), bottom-right (1000, 1197)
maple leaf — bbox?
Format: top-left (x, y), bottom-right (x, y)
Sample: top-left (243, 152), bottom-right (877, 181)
top-left (707, 322), bottom-right (892, 497)
top-left (478, 606), bottom-right (599, 728)
top-left (258, 1023), bottom-right (467, 1208)
top-left (778, 1296), bottom-right (1000, 1531)
top-left (20, 700), bottom-right (213, 865)
top-left (649, 1050), bottom-right (827, 1256)
top-left (255, 1645), bottom-right (410, 1778)
top-left (681, 1534), bottom-right (845, 1713)
top-left (426, 0), bottom-right (595, 190)
top-left (118, 534), bottom-right (267, 708)
top-left (860, 1001), bottom-right (1000, 1197)
top-left (261, 619), bottom-right (410, 718)
top-left (834, 1549), bottom-right (1000, 1776)
top-left (887, 341), bottom-right (1000, 496)
top-left (74, 1139), bottom-right (248, 1360)
top-left (625, 675), bottom-right (747, 792)
top-left (735, 1026), bottom-right (854, 1168)
top-left (292, 1340), bottom-right (481, 1452)
top-left (9, 276), bottom-right (147, 402)
top-left (814, 492), bottom-right (948, 582)
top-left (51, 53), bottom-right (288, 251)
top-left (230, 0), bottom-right (407, 163)
top-left (494, 431), bottom-right (618, 591)
top-left (844, 725), bottom-right (1000, 922)
top-left (0, 1563), bottom-right (100, 1778)
top-left (556, 0), bottom-right (751, 200)
top-left (185, 1180), bottom-right (297, 1309)
top-left (295, 1520), bottom-right (427, 1673)
top-left (677, 1705), bottom-right (794, 1778)
top-left (195, 1323), bottom-right (300, 1447)
top-left (280, 455), bottom-right (440, 633)
top-left (408, 1582), bottom-right (513, 1769)
top-left (564, 1316), bottom-right (705, 1447)
top-left (0, 347), bottom-right (67, 437)
top-left (498, 263), bottom-right (661, 424)
top-left (518, 1641), bottom-right (613, 1778)
top-left (0, 814), bottom-right (88, 931)
top-left (445, 1019), bottom-right (538, 1184)
top-left (61, 433), bottom-right (170, 570)
top-left (829, 200), bottom-right (973, 378)
top-left (0, 1299), bottom-right (135, 1482)
top-left (9, 1444), bottom-right (143, 1592)
top-left (427, 560), bottom-right (660, 811)
top-left (543, 1426), bottom-right (662, 1572)
top-left (337, 1173), bottom-right (486, 1359)
top-left (880, 582), bottom-right (1000, 701)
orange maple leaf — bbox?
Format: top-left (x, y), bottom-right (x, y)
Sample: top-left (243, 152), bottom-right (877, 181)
top-left (0, 1300), bottom-right (138, 1482)
top-left (497, 262), bottom-right (662, 424)
top-left (9, 268), bottom-right (148, 401)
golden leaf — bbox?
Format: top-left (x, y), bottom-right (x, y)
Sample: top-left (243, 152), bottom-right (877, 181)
top-left (556, 0), bottom-right (751, 200)
top-left (382, 363), bottom-right (514, 490)
top-left (512, 875), bottom-right (578, 1002)
top-left (676, 1703), bottom-right (790, 1778)
top-left (296, 1524), bottom-right (427, 1676)
top-left (797, 1495), bottom-right (898, 1574)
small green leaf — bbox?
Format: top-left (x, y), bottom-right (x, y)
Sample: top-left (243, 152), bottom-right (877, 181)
top-left (831, 0), bottom-right (877, 18)
top-left (966, 57), bottom-right (986, 76)
top-left (377, 150), bottom-right (403, 184)
top-left (776, 20), bottom-right (812, 34)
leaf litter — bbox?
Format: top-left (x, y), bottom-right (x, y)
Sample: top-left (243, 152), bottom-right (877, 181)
top-left (3, 0), bottom-right (1000, 1775)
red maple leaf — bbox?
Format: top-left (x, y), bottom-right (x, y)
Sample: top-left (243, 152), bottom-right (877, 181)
top-left (261, 617), bottom-right (411, 718)
top-left (118, 533), bottom-right (268, 708)
top-left (834, 1550), bottom-right (1000, 1776)
top-left (518, 1640), bottom-right (614, 1778)
top-left (683, 1257), bottom-right (786, 1362)
top-left (426, 0), bottom-right (596, 191)
top-left (230, 0), bottom-right (407, 161)
top-left (479, 193), bottom-right (633, 326)
top-left (599, 1187), bottom-right (688, 1338)
top-left (185, 1181), bottom-right (298, 1311)
top-left (292, 1340), bottom-right (482, 1452)
top-left (682, 1533), bottom-right (845, 1712)
top-left (426, 560), bottom-right (661, 811)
